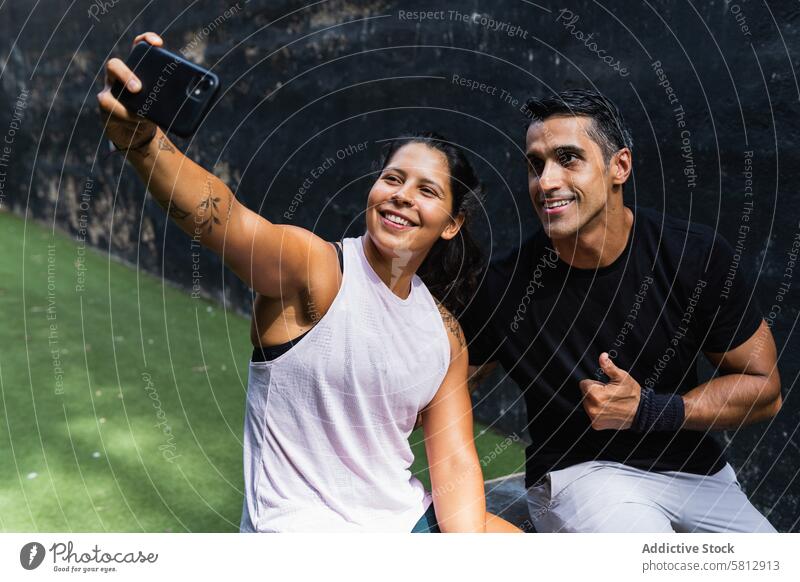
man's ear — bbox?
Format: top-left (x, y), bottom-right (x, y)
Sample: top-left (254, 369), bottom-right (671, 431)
top-left (611, 147), bottom-right (632, 186)
top-left (441, 212), bottom-right (465, 241)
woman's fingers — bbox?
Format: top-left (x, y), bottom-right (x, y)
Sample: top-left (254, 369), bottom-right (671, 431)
top-left (96, 32), bottom-right (161, 138)
top-left (96, 88), bottom-right (142, 124)
top-left (105, 57), bottom-right (141, 92)
top-left (97, 57), bottom-right (138, 123)
top-left (103, 32), bottom-right (163, 93)
top-left (132, 31), bottom-right (163, 48)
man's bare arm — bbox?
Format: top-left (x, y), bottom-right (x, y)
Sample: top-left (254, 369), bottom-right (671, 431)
top-left (683, 320), bottom-right (782, 430)
top-left (580, 321), bottom-right (781, 432)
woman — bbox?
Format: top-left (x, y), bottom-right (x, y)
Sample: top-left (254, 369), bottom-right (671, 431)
top-left (98, 32), bottom-right (519, 533)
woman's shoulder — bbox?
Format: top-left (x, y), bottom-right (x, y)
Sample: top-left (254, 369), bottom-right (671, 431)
top-left (434, 301), bottom-right (466, 362)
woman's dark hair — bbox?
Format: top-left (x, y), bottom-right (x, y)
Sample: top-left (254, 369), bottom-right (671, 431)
top-left (376, 132), bottom-right (484, 317)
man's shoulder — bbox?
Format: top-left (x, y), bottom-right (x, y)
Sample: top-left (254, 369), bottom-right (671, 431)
top-left (485, 230), bottom-right (546, 276)
top-left (634, 208), bottom-right (742, 291)
top-left (462, 234), bottom-right (543, 325)
top-left (635, 206), bottom-right (718, 250)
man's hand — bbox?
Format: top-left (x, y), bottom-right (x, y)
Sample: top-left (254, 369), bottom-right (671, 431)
top-left (578, 352), bottom-right (642, 430)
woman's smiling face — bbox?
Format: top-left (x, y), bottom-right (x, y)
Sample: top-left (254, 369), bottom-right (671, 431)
top-left (366, 142), bottom-right (464, 260)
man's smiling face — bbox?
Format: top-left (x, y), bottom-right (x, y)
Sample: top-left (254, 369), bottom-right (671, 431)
top-left (526, 115), bottom-right (617, 240)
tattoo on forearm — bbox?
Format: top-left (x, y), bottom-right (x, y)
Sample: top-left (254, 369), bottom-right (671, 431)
top-left (169, 204), bottom-right (191, 220)
top-left (437, 302), bottom-right (466, 348)
top-left (132, 141), bottom-right (153, 159)
top-left (154, 172), bottom-right (233, 232)
top-left (194, 175), bottom-right (224, 235)
top-left (157, 134), bottom-right (176, 153)
top-left (155, 197), bottom-right (191, 220)
top-left (225, 190), bottom-right (234, 223)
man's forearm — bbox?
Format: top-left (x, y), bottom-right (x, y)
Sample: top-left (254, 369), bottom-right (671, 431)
top-left (681, 373), bottom-right (781, 430)
top-left (468, 361), bottom-right (497, 393)
top-left (126, 127), bottom-right (236, 250)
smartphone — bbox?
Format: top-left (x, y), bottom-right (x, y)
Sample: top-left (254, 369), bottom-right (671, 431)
top-left (111, 42), bottom-right (221, 138)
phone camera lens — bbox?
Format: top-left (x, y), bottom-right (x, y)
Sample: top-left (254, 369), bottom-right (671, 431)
top-left (187, 75), bottom-right (214, 100)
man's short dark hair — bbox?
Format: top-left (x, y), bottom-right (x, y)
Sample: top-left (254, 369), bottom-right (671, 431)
top-left (524, 89), bottom-right (633, 162)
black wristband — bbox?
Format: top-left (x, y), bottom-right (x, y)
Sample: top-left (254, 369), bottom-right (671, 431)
top-left (111, 125), bottom-right (157, 153)
top-left (631, 387), bottom-right (685, 433)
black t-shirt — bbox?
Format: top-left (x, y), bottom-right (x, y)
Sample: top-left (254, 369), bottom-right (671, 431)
top-left (461, 206), bottom-right (763, 487)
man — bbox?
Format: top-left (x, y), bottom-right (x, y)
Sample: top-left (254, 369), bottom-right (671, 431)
top-left (462, 89), bottom-right (782, 533)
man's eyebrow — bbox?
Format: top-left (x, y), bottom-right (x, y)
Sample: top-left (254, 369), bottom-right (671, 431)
top-left (553, 143), bottom-right (586, 154)
top-left (526, 144), bottom-right (586, 157)
top-left (555, 144), bottom-right (586, 156)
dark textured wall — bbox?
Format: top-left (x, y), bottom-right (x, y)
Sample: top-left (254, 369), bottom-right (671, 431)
top-left (2, 0), bottom-right (798, 530)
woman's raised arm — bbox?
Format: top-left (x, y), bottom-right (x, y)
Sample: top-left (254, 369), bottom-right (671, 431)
top-left (96, 32), bottom-right (326, 298)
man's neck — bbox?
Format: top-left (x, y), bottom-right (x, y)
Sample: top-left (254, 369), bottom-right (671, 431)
top-left (552, 205), bottom-right (634, 269)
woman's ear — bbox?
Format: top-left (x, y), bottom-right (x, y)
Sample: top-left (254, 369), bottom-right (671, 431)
top-left (441, 212), bottom-right (465, 241)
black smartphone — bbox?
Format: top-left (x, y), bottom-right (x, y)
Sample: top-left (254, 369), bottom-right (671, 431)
top-left (111, 42), bottom-right (221, 138)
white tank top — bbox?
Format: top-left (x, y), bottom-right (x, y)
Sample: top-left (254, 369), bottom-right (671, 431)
top-left (240, 235), bottom-right (450, 532)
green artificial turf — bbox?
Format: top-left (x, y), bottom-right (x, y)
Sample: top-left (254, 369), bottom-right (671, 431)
top-left (0, 211), bottom-right (524, 532)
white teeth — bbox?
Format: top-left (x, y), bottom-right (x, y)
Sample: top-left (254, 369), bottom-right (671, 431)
top-left (384, 213), bottom-right (412, 226)
top-left (544, 199), bottom-right (574, 209)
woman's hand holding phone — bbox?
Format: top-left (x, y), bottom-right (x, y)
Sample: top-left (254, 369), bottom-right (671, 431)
top-left (96, 32), bottom-right (163, 154)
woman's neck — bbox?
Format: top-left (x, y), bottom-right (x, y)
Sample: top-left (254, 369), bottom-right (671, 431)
top-left (362, 234), bottom-right (422, 300)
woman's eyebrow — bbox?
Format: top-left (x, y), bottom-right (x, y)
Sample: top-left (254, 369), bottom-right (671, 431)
top-left (383, 167), bottom-right (445, 194)
top-left (418, 177), bottom-right (445, 194)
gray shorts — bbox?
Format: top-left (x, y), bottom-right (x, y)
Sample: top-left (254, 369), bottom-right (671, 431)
top-left (527, 460), bottom-right (777, 533)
